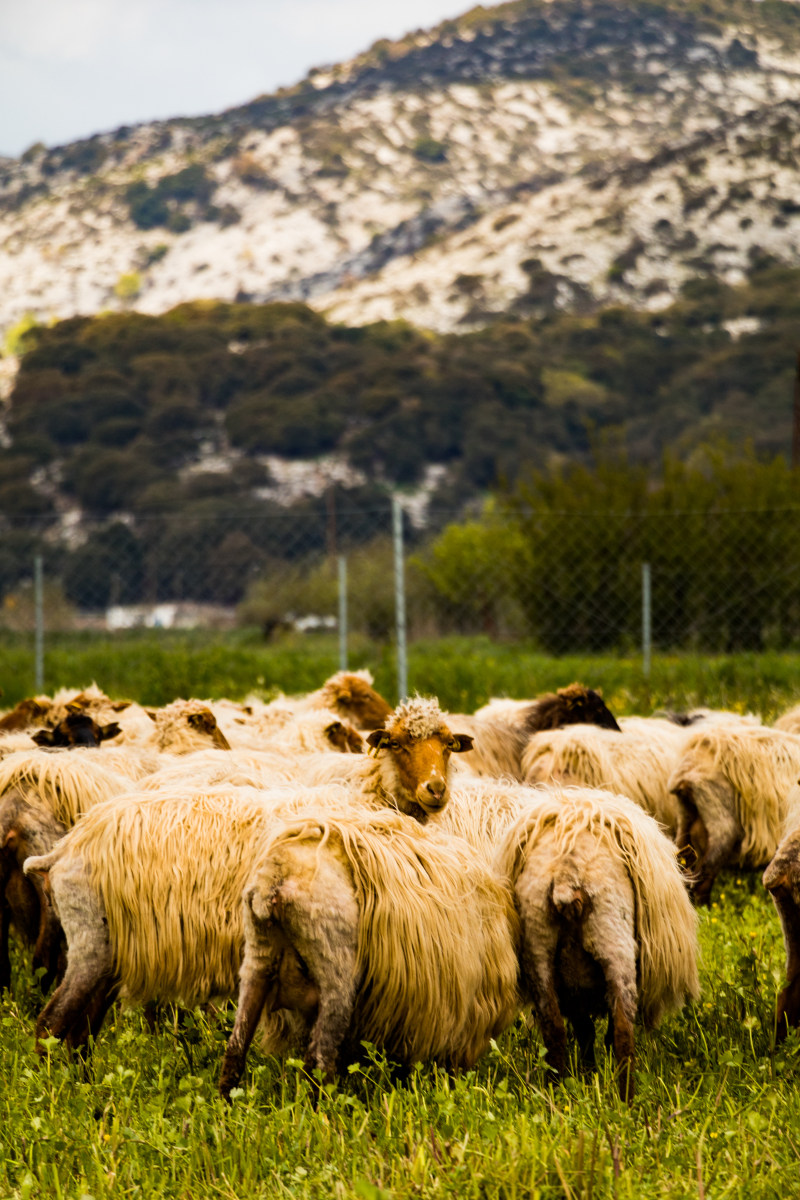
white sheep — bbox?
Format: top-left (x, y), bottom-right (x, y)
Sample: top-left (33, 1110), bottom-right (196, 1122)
top-left (493, 785), bottom-right (700, 1100)
top-left (219, 806), bottom-right (520, 1095)
top-left (521, 723), bottom-right (686, 837)
top-left (668, 725), bottom-right (800, 904)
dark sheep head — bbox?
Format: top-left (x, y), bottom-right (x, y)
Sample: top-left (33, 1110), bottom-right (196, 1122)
top-left (32, 713), bottom-right (121, 749)
top-left (525, 683), bottom-right (620, 734)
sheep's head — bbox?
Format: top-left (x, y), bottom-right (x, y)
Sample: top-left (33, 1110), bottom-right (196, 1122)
top-left (525, 683), bottom-right (620, 734)
top-left (32, 713), bottom-right (121, 749)
top-left (0, 697), bottom-right (52, 733)
top-left (148, 700), bottom-right (232, 753)
top-left (318, 670), bottom-right (393, 730)
top-left (365, 696), bottom-right (473, 820)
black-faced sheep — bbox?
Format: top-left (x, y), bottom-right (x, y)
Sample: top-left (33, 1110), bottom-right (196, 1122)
top-left (456, 683), bottom-right (621, 781)
top-left (668, 725), bottom-right (800, 904)
top-left (494, 786), bottom-right (700, 1101)
top-left (219, 807), bottom-right (520, 1097)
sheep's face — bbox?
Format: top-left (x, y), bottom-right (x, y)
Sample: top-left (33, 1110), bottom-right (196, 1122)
top-left (366, 724), bottom-right (474, 818)
top-left (32, 713), bottom-right (121, 749)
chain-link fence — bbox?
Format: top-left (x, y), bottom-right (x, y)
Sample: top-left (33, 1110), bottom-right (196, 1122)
top-left (4, 498), bottom-right (800, 678)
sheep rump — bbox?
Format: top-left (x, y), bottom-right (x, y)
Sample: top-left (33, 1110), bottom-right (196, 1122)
top-left (252, 809), bottom-right (520, 1069)
top-left (495, 786), bottom-right (699, 1030)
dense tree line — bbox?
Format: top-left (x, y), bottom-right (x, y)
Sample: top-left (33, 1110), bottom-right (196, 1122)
top-left (0, 262), bottom-right (798, 617)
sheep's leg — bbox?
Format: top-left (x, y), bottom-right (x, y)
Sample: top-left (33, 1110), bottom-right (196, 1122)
top-left (0, 896), bottom-right (10, 994)
top-left (582, 912), bottom-right (638, 1103)
top-left (219, 917), bottom-right (281, 1101)
top-left (769, 883), bottom-right (800, 1039)
top-left (518, 914), bottom-right (567, 1078)
top-left (34, 863), bottom-right (113, 1051)
top-left (64, 976), bottom-right (119, 1052)
top-left (32, 902), bottom-right (64, 994)
top-left (570, 1008), bottom-right (597, 1071)
top-left (287, 899), bottom-right (359, 1082)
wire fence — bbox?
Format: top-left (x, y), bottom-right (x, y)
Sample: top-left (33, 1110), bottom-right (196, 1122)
top-left (4, 498), bottom-right (800, 688)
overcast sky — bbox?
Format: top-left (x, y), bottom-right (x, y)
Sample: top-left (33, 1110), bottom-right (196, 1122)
top-left (0, 0), bottom-right (474, 158)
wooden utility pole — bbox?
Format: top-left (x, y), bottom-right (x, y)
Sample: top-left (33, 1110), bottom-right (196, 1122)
top-left (793, 351), bottom-right (800, 470)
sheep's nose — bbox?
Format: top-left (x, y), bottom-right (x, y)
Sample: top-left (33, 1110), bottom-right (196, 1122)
top-left (424, 780), bottom-right (446, 804)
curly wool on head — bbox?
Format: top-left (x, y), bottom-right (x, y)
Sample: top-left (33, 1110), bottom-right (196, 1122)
top-left (386, 696), bottom-right (449, 741)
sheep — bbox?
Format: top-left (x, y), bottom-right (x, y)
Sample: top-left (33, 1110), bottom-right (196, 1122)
top-left (455, 683), bottom-right (621, 782)
top-left (213, 707), bottom-right (364, 756)
top-left (31, 713), bottom-right (121, 749)
top-left (24, 696), bottom-right (476, 1051)
top-left (480, 683), bottom-right (620, 733)
top-left (762, 804), bottom-right (800, 1038)
top-left (238, 670), bottom-right (393, 736)
top-left (522, 723), bottom-right (686, 837)
top-left (0, 751), bottom-right (135, 992)
top-left (493, 785), bottom-right (700, 1101)
top-left (668, 725), bottom-right (800, 904)
top-left (219, 806), bottom-right (520, 1096)
top-left (146, 699), bottom-right (232, 753)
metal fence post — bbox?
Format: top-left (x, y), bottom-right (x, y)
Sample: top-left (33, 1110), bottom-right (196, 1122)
top-left (34, 554), bottom-right (44, 692)
top-left (338, 554), bottom-right (347, 672)
top-left (392, 497), bottom-right (408, 703)
top-left (642, 562), bottom-right (652, 680)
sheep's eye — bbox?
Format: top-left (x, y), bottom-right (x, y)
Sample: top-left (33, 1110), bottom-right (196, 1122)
top-left (387, 740), bottom-right (401, 751)
top-left (448, 740), bottom-right (460, 751)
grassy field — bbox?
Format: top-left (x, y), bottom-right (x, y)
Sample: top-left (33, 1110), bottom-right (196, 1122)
top-left (0, 875), bottom-right (796, 1199)
top-left (3, 629), bottom-right (800, 720)
top-left (1, 633), bottom-right (799, 1198)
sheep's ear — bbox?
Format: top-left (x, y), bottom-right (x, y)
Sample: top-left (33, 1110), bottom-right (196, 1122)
top-left (110, 700), bottom-right (132, 712)
top-left (450, 734), bottom-right (474, 753)
top-left (366, 730), bottom-right (389, 750)
top-left (32, 729), bottom-right (56, 746)
top-left (145, 709), bottom-right (158, 722)
top-left (99, 722), bottom-right (122, 742)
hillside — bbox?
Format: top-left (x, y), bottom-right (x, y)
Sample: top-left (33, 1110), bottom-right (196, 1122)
top-left (0, 260), bottom-right (797, 615)
top-left (2, 0), bottom-right (800, 337)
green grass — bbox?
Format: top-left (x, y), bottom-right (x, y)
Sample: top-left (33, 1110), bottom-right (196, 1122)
top-left (3, 630), bottom-right (800, 721)
top-left (1, 640), bottom-right (800, 1195)
top-left (0, 873), bottom-right (797, 1199)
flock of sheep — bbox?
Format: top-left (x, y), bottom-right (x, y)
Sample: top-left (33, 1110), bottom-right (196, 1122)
top-left (1, 670), bottom-right (800, 1105)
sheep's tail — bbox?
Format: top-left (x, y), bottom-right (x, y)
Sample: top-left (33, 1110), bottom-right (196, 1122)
top-left (550, 859), bottom-right (588, 919)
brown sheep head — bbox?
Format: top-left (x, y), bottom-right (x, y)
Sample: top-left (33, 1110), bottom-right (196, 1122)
top-left (525, 683), bottom-right (620, 734)
top-left (318, 670), bottom-right (393, 730)
top-left (0, 697), bottom-right (52, 733)
top-left (32, 713), bottom-right (122, 749)
top-left (365, 696), bottom-right (474, 820)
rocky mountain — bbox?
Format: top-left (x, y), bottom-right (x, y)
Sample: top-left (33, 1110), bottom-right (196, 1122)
top-left (2, 0), bottom-right (800, 342)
